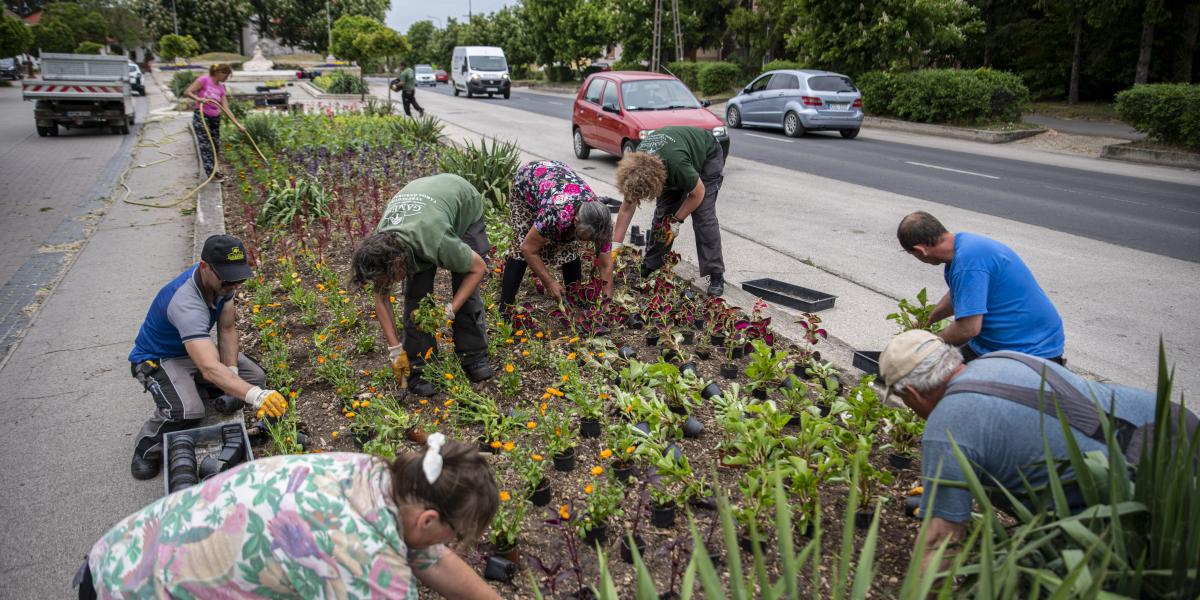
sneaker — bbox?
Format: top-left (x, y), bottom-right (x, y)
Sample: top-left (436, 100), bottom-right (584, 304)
top-left (464, 362), bottom-right (494, 383)
top-left (706, 274), bottom-right (725, 297)
top-left (131, 451), bottom-right (161, 480)
top-left (418, 109), bottom-right (426, 117)
top-left (407, 376), bottom-right (436, 397)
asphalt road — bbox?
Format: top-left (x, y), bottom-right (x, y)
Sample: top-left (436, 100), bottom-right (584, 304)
top-left (417, 83), bottom-right (1200, 263)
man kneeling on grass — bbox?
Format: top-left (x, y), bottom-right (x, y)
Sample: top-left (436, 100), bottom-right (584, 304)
top-left (878, 330), bottom-right (1197, 568)
top-left (352, 173), bottom-right (494, 397)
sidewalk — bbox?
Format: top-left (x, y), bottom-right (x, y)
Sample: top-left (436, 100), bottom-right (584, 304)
top-left (0, 81), bottom-right (200, 597)
top-left (1024, 114), bottom-right (1144, 141)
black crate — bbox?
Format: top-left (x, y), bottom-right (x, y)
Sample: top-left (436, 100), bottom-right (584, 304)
top-left (853, 350), bottom-right (881, 376)
top-left (162, 421), bottom-right (254, 496)
top-left (740, 278), bottom-right (837, 312)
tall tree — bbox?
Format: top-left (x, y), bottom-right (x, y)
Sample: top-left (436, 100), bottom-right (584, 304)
top-left (330, 14), bottom-right (405, 92)
top-left (31, 16), bottom-right (75, 53)
top-left (0, 13), bottom-right (34, 58)
top-left (268, 0), bottom-right (388, 53)
top-left (1175, 0), bottom-right (1199, 82)
top-left (726, 0), bottom-right (789, 66)
top-left (1134, 0), bottom-right (1163, 83)
top-left (404, 19), bottom-right (436, 65)
top-left (135, 0), bottom-right (250, 53)
top-left (43, 2), bottom-right (108, 43)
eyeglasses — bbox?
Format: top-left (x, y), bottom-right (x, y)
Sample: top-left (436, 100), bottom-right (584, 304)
top-left (205, 262), bottom-right (246, 290)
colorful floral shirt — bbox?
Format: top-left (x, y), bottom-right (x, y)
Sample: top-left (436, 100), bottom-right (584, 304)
top-left (513, 160), bottom-right (603, 244)
top-left (88, 453), bottom-right (447, 599)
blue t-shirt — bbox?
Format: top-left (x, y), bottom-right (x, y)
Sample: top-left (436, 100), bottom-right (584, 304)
top-left (944, 232), bottom-right (1064, 358)
top-left (129, 265), bottom-right (232, 363)
top-left (920, 355), bottom-right (1157, 523)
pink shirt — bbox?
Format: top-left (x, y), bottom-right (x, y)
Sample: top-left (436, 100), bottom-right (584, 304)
top-left (194, 75), bottom-right (226, 117)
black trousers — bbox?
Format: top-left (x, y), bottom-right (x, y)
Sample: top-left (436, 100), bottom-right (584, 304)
top-left (961, 345), bottom-right (1065, 366)
top-left (401, 89), bottom-right (423, 116)
top-left (403, 217), bottom-right (490, 376)
top-left (498, 256), bottom-right (582, 309)
top-left (192, 110), bottom-right (221, 176)
top-left (642, 143), bottom-right (726, 277)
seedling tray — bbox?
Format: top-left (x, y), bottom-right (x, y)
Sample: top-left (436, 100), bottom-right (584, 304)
top-left (853, 351), bottom-right (881, 376)
top-left (162, 422), bottom-right (254, 497)
top-left (740, 278), bottom-right (837, 312)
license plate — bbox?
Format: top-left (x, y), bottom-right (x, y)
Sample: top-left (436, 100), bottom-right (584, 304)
top-left (67, 111), bottom-right (91, 117)
top-left (486, 87), bottom-right (498, 92)
top-left (829, 103), bottom-right (848, 110)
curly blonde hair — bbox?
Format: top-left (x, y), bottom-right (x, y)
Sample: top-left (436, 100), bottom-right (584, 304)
top-left (615, 152), bottom-right (666, 207)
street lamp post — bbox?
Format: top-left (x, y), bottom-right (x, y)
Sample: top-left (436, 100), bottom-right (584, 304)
top-left (171, 0), bottom-right (178, 34)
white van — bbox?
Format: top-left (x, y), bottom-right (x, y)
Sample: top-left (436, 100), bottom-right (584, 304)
top-left (451, 46), bottom-right (511, 99)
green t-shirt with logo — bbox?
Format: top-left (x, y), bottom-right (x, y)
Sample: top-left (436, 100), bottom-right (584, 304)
top-left (376, 174), bottom-right (483, 274)
top-left (397, 67), bottom-right (416, 92)
top-left (636, 126), bottom-right (718, 202)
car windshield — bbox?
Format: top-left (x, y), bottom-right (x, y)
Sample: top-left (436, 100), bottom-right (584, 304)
top-left (807, 75), bottom-right (856, 92)
top-left (468, 56), bottom-right (507, 72)
top-left (621, 79), bottom-right (700, 111)
top-left (415, 65), bottom-right (433, 73)
top-left (1, 58), bottom-right (15, 67)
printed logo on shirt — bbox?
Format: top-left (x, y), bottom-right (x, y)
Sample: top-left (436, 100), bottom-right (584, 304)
top-left (636, 132), bottom-right (675, 155)
top-left (383, 192), bottom-right (432, 226)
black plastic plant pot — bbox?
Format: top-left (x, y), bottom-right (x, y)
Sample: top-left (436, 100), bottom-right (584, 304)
top-left (553, 448), bottom-right (577, 472)
top-left (198, 455), bottom-right (221, 479)
top-left (817, 402), bottom-right (832, 418)
top-left (353, 428), bottom-right (374, 449)
top-left (619, 533), bottom-right (646, 564)
top-left (710, 334), bottom-right (725, 347)
top-left (682, 416), bottom-right (704, 438)
top-left (787, 414), bottom-right (803, 427)
top-left (730, 345), bottom-right (745, 360)
top-left (582, 522), bottom-right (608, 547)
top-left (659, 593), bottom-right (680, 600)
top-left (719, 363), bottom-right (739, 380)
top-left (668, 403), bottom-right (688, 415)
top-left (692, 317), bottom-right (706, 331)
top-left (855, 511), bottom-right (874, 530)
top-left (738, 533), bottom-right (766, 554)
top-left (751, 387), bottom-right (768, 401)
top-left (689, 495), bottom-right (717, 511)
top-left (614, 460), bottom-right (635, 482)
top-left (626, 314), bottom-right (644, 329)
top-left (852, 350), bottom-right (882, 376)
top-left (483, 555), bottom-right (518, 582)
top-left (888, 452), bottom-right (914, 471)
top-left (700, 382), bottom-right (722, 400)
top-left (681, 330), bottom-right (695, 345)
top-left (580, 418), bottom-right (602, 438)
top-left (634, 422), bottom-right (651, 435)
top-left (660, 348), bottom-right (681, 363)
top-left (618, 346), bottom-right (637, 360)
top-left (651, 502), bottom-right (677, 528)
top-left (645, 333), bottom-right (660, 347)
top-left (530, 479), bottom-right (552, 506)
top-left (679, 362), bottom-right (698, 377)
top-left (793, 363), bottom-right (806, 378)
top-left (663, 443), bottom-right (683, 462)
top-left (694, 348), bottom-right (711, 361)
top-left (212, 394), bottom-right (244, 415)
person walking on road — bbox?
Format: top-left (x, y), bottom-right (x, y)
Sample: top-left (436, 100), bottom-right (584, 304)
top-left (352, 174), bottom-right (493, 397)
top-left (611, 125), bottom-right (727, 296)
top-left (127, 235), bottom-right (287, 480)
top-left (391, 61), bottom-right (425, 118)
top-left (182, 63), bottom-right (245, 178)
top-left (897, 211), bottom-right (1065, 363)
top-left (79, 438), bottom-right (503, 599)
top-left (499, 160), bottom-right (615, 309)
top-left (878, 330), bottom-right (1195, 569)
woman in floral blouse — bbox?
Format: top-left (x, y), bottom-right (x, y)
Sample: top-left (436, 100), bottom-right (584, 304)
top-left (78, 436), bottom-right (501, 599)
top-left (500, 160), bottom-right (615, 308)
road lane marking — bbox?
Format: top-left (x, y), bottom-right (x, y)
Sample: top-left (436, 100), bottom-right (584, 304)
top-left (745, 133), bottom-right (794, 143)
top-left (547, 101), bottom-right (564, 105)
top-left (905, 161), bottom-right (1000, 180)
top-left (1044, 185), bottom-right (1200, 216)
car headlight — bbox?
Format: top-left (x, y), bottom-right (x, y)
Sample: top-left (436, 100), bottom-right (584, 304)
top-left (470, 73), bottom-right (480, 81)
top-left (502, 73), bottom-right (509, 79)
top-left (638, 129), bottom-right (655, 139)
top-left (711, 126), bottom-right (727, 138)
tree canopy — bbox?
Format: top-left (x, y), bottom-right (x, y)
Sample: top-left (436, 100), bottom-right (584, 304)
top-left (156, 33), bottom-right (199, 61)
top-left (0, 13), bottom-right (34, 58)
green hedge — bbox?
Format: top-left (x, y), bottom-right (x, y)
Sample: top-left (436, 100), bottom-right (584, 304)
top-left (170, 70), bottom-right (198, 98)
top-left (666, 61), bottom-right (702, 89)
top-left (1115, 84), bottom-right (1200, 149)
top-left (856, 68), bottom-right (1029, 126)
top-left (760, 59), bottom-right (805, 73)
top-left (314, 70), bottom-right (367, 94)
top-left (612, 59), bottom-right (646, 72)
top-left (664, 61), bottom-right (742, 96)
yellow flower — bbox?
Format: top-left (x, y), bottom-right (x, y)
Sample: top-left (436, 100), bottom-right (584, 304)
top-left (443, 399), bottom-right (454, 407)
top-left (490, 440), bottom-right (502, 449)
top-left (499, 491), bottom-right (511, 502)
top-left (504, 364), bottom-right (514, 373)
top-left (291, 272), bottom-right (299, 278)
top-left (318, 334), bottom-right (326, 342)
top-left (597, 352), bottom-right (605, 358)
top-left (542, 393), bottom-right (551, 400)
top-left (559, 504), bottom-right (571, 520)
top-left (264, 319), bottom-right (274, 325)
top-left (288, 391), bottom-right (298, 399)
top-left (584, 484), bottom-right (594, 495)
top-left (503, 441), bottom-right (515, 452)
top-left (599, 449), bottom-right (613, 459)
top-left (591, 466), bottom-right (604, 476)
top-left (561, 374), bottom-right (569, 383)
top-left (505, 338), bottom-right (514, 345)
top-left (444, 373), bottom-right (454, 380)
top-left (345, 411), bottom-right (356, 418)
top-left (515, 330), bottom-right (525, 336)
top-left (519, 338), bottom-right (528, 344)
top-left (532, 454), bottom-right (543, 462)
top-left (360, 400), bottom-right (370, 408)
top-left (316, 283), bottom-right (326, 291)
top-left (252, 305), bottom-right (260, 314)
top-left (535, 331), bottom-right (544, 339)
top-left (521, 350), bottom-right (530, 357)
top-left (351, 400), bottom-right (361, 409)
top-left (419, 399), bottom-right (428, 405)
top-left (424, 348), bottom-right (433, 360)
top-left (526, 421), bottom-right (537, 429)
top-left (569, 337), bottom-right (579, 343)
top-left (389, 295), bottom-right (396, 303)
top-left (599, 393), bottom-right (609, 400)
top-left (546, 387), bottom-right (564, 397)
top-left (317, 357), bottom-right (326, 364)
top-left (626, 445), bottom-right (636, 454)
top-left (331, 431), bottom-right (339, 439)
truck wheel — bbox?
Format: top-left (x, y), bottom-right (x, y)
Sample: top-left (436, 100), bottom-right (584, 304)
top-left (466, 88), bottom-right (474, 98)
top-left (36, 126), bottom-right (49, 137)
top-left (503, 91), bottom-right (510, 99)
top-left (119, 123), bottom-right (130, 135)
top-left (47, 125), bottom-right (59, 137)
top-left (453, 86), bottom-right (460, 97)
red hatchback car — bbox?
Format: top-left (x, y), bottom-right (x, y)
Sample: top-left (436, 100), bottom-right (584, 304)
top-left (572, 71), bottom-right (730, 159)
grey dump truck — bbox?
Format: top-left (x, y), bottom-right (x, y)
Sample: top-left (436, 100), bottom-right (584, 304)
top-left (22, 53), bottom-right (135, 137)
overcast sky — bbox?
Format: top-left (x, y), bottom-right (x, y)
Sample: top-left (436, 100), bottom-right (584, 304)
top-left (386, 0), bottom-right (515, 33)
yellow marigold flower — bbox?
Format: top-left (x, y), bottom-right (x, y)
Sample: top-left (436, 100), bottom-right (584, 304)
top-left (288, 390), bottom-right (298, 399)
top-left (515, 330), bottom-right (525, 336)
top-left (584, 484), bottom-right (594, 495)
top-left (351, 400), bottom-right (361, 409)
top-left (499, 491), bottom-right (511, 502)
top-left (519, 338), bottom-right (528, 344)
top-left (599, 393), bottom-right (609, 400)
top-left (419, 399), bottom-right (428, 405)
top-left (546, 387), bottom-right (564, 397)
top-left (521, 350), bottom-right (530, 357)
top-left (264, 319), bottom-right (273, 325)
top-left (535, 331), bottom-right (544, 339)
top-left (317, 356), bottom-right (326, 364)
top-left (345, 411), bottom-right (356, 418)
top-left (539, 402), bottom-right (548, 413)
top-left (252, 305), bottom-right (260, 314)
top-left (360, 400), bottom-right (370, 408)
top-left (443, 399), bottom-right (454, 407)
top-left (291, 272), bottom-right (299, 278)
top-left (532, 454), bottom-right (543, 462)
top-left (504, 364), bottom-right (514, 373)
top-left (424, 348), bottom-right (433, 360)
top-left (316, 283), bottom-right (326, 291)
top-left (542, 393), bottom-right (551, 400)
top-left (503, 441), bottom-right (515, 452)
top-left (331, 431), bottom-right (338, 439)
top-left (626, 445), bottom-right (636, 454)
top-left (599, 449), bottom-right (613, 459)
top-left (490, 440), bottom-right (502, 449)
top-left (559, 505), bottom-right (571, 520)
top-left (597, 352), bottom-right (605, 358)
top-left (389, 295), bottom-right (396, 303)
top-left (505, 338), bottom-right (514, 345)
top-left (526, 421), bottom-right (537, 429)
top-left (444, 373), bottom-right (454, 380)
top-left (591, 466), bottom-right (604, 476)
top-left (561, 374), bottom-right (569, 383)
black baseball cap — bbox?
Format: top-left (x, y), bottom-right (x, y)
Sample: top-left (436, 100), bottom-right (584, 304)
top-left (201, 235), bottom-right (253, 282)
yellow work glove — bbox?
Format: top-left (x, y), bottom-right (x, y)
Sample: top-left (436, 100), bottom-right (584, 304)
top-left (245, 386), bottom-right (288, 418)
top-left (609, 241), bottom-right (625, 260)
top-left (656, 214), bottom-right (683, 245)
top-left (389, 344), bottom-right (411, 388)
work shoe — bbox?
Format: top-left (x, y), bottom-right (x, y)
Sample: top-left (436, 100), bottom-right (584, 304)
top-left (131, 451), bottom-right (161, 480)
top-left (706, 274), bottom-right (725, 297)
top-left (407, 376), bottom-right (437, 397)
top-left (464, 362), bottom-right (494, 383)
top-left (418, 108), bottom-right (426, 117)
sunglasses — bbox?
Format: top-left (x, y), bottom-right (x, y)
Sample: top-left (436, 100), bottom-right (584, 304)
top-left (205, 262), bottom-right (247, 289)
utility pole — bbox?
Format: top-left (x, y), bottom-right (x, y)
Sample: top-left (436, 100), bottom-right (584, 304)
top-left (326, 0), bottom-right (333, 59)
top-left (171, 0), bottom-right (178, 34)
top-left (651, 0), bottom-right (661, 72)
top-left (672, 0), bottom-right (683, 62)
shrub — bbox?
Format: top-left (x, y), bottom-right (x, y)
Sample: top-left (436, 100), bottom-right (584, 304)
top-left (697, 62), bottom-right (742, 96)
top-left (856, 68), bottom-right (1029, 126)
top-left (666, 61), bottom-right (702, 89)
top-left (760, 59), bottom-right (805, 73)
top-left (1115, 84), bottom-right (1200, 149)
top-left (234, 113), bottom-right (279, 149)
top-left (74, 41), bottom-right (102, 54)
top-left (437, 137), bottom-right (519, 215)
top-left (156, 33), bottom-right (199, 62)
top-left (170, 70), bottom-right (198, 98)
top-left (612, 59), bottom-right (646, 72)
top-left (313, 70), bottom-right (367, 94)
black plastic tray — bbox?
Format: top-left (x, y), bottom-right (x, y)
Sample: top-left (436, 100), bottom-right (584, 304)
top-left (740, 278), bottom-right (837, 312)
top-left (163, 421), bottom-right (254, 496)
top-left (853, 350), bottom-right (881, 376)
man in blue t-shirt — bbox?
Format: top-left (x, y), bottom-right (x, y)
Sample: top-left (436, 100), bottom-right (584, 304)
top-left (127, 235), bottom-right (287, 480)
top-left (878, 330), bottom-right (1172, 569)
top-left (897, 211), bottom-right (1065, 362)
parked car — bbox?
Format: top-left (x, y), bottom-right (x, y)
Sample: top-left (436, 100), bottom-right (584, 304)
top-left (127, 61), bottom-right (145, 95)
top-left (451, 46), bottom-right (511, 99)
top-left (725, 69), bottom-right (863, 139)
top-left (434, 69), bottom-right (448, 83)
top-left (414, 64), bottom-right (436, 86)
top-left (571, 71), bottom-right (729, 159)
top-left (0, 57), bottom-right (20, 80)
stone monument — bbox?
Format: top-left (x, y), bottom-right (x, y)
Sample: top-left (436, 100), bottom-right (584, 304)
top-left (243, 44), bottom-right (275, 72)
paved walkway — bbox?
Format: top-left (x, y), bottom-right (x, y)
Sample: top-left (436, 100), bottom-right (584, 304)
top-left (1024, 114), bottom-right (1145, 141)
top-left (0, 78), bottom-right (200, 597)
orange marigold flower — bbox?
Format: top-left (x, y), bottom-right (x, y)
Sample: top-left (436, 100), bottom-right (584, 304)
top-left (546, 387), bottom-right (564, 397)
top-left (351, 400), bottom-right (361, 409)
top-left (288, 391), bottom-right (298, 399)
top-left (331, 431), bottom-right (338, 439)
top-left (504, 364), bottom-right (514, 373)
top-left (360, 400), bottom-right (370, 408)
top-left (521, 350), bottom-right (530, 357)
top-left (444, 373), bottom-right (454, 380)
top-left (503, 441), bottom-right (515, 452)
top-left (559, 505), bottom-right (571, 520)
top-left (443, 399), bottom-right (454, 407)
top-left (591, 466), bottom-right (604, 476)
top-left (526, 421), bottom-right (538, 429)
top-left (345, 411), bottom-right (356, 418)
top-left (625, 445), bottom-right (636, 454)
top-left (519, 338), bottom-right (528, 344)
top-left (515, 330), bottom-right (525, 336)
top-left (599, 449), bottom-right (613, 459)
top-left (532, 454), bottom-right (543, 462)
top-left (505, 338), bottom-right (514, 345)
top-left (424, 348), bottom-right (433, 360)
top-left (490, 440), bottom-right (502, 449)
top-left (419, 399), bottom-right (428, 405)
top-left (568, 337), bottom-right (579, 343)
top-left (317, 357), bottom-right (326, 364)
top-left (535, 331), bottom-right (544, 339)
top-left (499, 491), bottom-right (511, 502)
top-left (584, 484), bottom-right (594, 495)
top-left (561, 374), bottom-right (569, 383)
top-left (542, 393), bottom-right (551, 400)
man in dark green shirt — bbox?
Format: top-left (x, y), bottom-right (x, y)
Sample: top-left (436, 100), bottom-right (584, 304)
top-left (351, 174), bottom-right (492, 396)
top-left (390, 61), bottom-right (425, 117)
top-left (611, 125), bottom-right (727, 295)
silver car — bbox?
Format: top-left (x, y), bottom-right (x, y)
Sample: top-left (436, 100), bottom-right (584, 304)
top-left (415, 64), bottom-right (436, 86)
top-left (725, 69), bottom-right (863, 139)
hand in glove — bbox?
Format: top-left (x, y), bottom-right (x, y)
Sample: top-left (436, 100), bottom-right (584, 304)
top-left (608, 241), bottom-right (624, 260)
top-left (389, 344), bottom-right (411, 388)
top-left (444, 302), bottom-right (456, 324)
top-left (656, 214), bottom-right (683, 245)
top-left (245, 386), bottom-right (288, 418)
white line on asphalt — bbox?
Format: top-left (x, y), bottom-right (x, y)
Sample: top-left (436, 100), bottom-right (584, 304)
top-left (745, 133), bottom-right (795, 143)
top-left (1045, 185), bottom-right (1200, 216)
top-left (547, 101), bottom-right (564, 105)
top-left (905, 161), bottom-right (1000, 180)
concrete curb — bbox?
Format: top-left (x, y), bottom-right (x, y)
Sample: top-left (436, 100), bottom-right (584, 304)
top-left (297, 80), bottom-right (368, 101)
top-left (1101, 142), bottom-right (1200, 170)
top-left (864, 116), bottom-right (1046, 144)
top-left (189, 115), bottom-right (226, 262)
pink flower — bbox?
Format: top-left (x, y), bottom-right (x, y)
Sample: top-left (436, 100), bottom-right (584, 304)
top-left (539, 180), bottom-right (554, 194)
top-left (534, 166), bottom-right (548, 177)
top-left (564, 183), bottom-right (581, 194)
